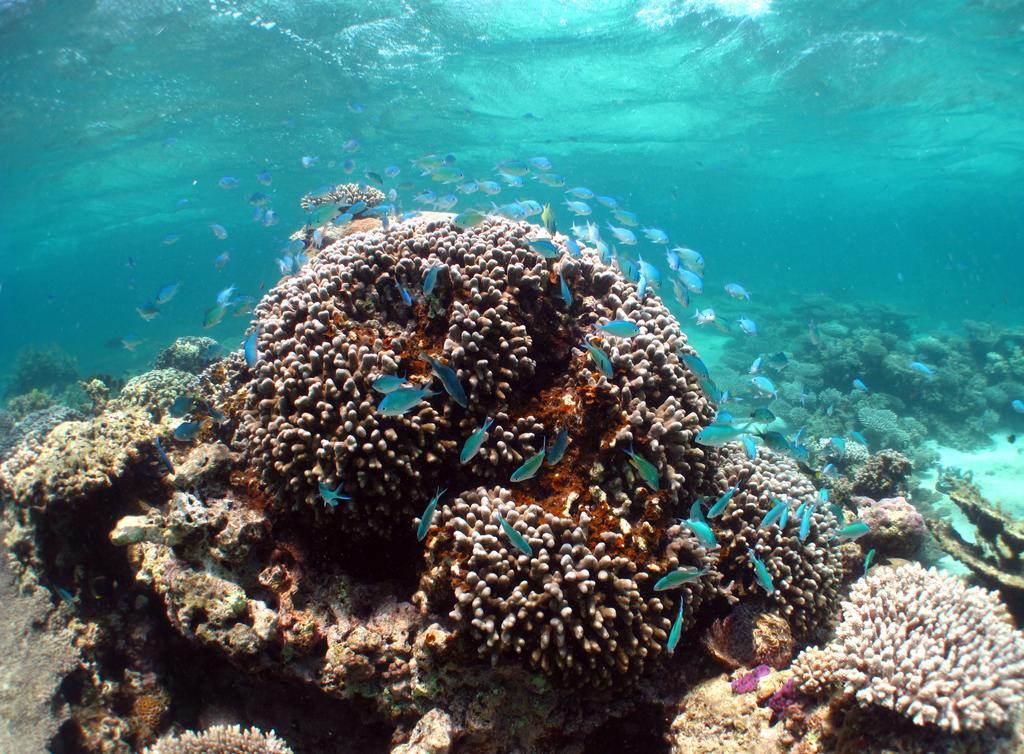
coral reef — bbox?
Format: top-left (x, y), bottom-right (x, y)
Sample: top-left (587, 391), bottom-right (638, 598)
top-left (927, 472), bottom-right (1024, 622)
top-left (855, 495), bottom-right (925, 557)
top-left (702, 445), bottom-right (846, 639)
top-left (5, 344), bottom-right (79, 398)
top-left (153, 336), bottom-right (222, 375)
top-left (112, 368), bottom-right (199, 418)
top-left (704, 601), bottom-right (794, 670)
top-left (144, 724), bottom-right (294, 754)
top-left (792, 563), bottom-right (1024, 732)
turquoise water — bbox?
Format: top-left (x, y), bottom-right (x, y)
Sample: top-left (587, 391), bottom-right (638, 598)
top-left (1, 0), bottom-right (1022, 380)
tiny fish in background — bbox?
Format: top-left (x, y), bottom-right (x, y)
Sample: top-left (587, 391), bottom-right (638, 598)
top-left (318, 481), bottom-right (350, 508)
top-left (210, 223), bottom-right (228, 240)
top-left (852, 378), bottom-right (869, 393)
top-left (725, 282), bottom-right (751, 300)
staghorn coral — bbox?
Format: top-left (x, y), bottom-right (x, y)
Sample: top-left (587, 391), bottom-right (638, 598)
top-left (112, 368), bottom-right (198, 418)
top-left (240, 215), bottom-right (714, 547)
top-left (153, 336), bottom-right (222, 374)
top-left (702, 445), bottom-right (844, 639)
top-left (419, 487), bottom-right (720, 686)
top-left (299, 182), bottom-right (384, 212)
top-left (143, 724), bottom-right (293, 754)
top-left (791, 563), bottom-right (1024, 732)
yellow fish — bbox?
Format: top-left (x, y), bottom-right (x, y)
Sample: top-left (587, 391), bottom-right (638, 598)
top-left (541, 203), bottom-right (556, 234)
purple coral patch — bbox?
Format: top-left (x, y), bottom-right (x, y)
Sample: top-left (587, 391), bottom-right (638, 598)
top-left (730, 664), bottom-right (771, 694)
top-left (766, 678), bottom-right (797, 722)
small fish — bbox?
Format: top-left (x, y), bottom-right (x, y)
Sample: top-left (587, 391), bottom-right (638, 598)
top-left (829, 503), bottom-right (846, 527)
top-left (747, 549), bottom-right (775, 594)
top-left (510, 438), bottom-right (547, 483)
top-left (693, 308), bottom-right (716, 326)
top-left (641, 227), bottom-right (668, 244)
top-left (495, 511), bottom-right (534, 557)
top-left (373, 375), bottom-right (409, 394)
top-left (216, 285), bottom-right (236, 306)
top-left (396, 281), bottom-right (413, 306)
top-left (826, 404), bottom-right (835, 417)
top-left (799, 501), bottom-right (815, 541)
top-left (263, 209), bottom-right (279, 227)
top-left (414, 190), bottom-right (437, 205)
top-left (830, 436), bottom-right (847, 453)
top-left (528, 156), bottom-right (553, 171)
top-left (173, 420), bottom-right (203, 442)
top-left (384, 165), bottom-right (401, 178)
top-left (536, 173), bottom-right (565, 188)
top-left (527, 237), bottom-right (561, 258)
top-left (461, 418), bottom-right (495, 464)
top-left (417, 487), bottom-right (446, 541)
top-left (582, 339), bottom-right (613, 378)
top-left (654, 567), bottom-right (708, 591)
top-left (377, 386), bottom-right (436, 416)
top-left (606, 223), bottom-right (637, 245)
top-left (210, 223), bottom-right (228, 240)
top-left (740, 432), bottom-right (756, 458)
top-left (218, 176), bottom-right (239, 189)
top-left (749, 356), bottom-right (762, 374)
top-left (496, 158), bottom-right (530, 176)
top-left (453, 209), bottom-right (486, 228)
top-left (546, 427), bottom-right (569, 466)
top-left (565, 186), bottom-right (594, 200)
top-left (863, 548), bottom-right (877, 575)
top-left (680, 517), bottom-right (717, 549)
top-left (750, 407), bottom-right (776, 424)
top-left (420, 353), bottom-right (468, 408)
top-left (623, 445), bottom-right (659, 490)
top-left (257, 169), bottom-right (272, 185)
top-left (852, 378), bottom-right (869, 393)
top-left (563, 200), bottom-right (592, 216)
top-left (909, 361), bottom-right (935, 377)
top-left (819, 488), bottom-right (829, 502)
top-left (724, 283), bottom-right (750, 300)
top-left (169, 396), bottom-right (195, 417)
top-left (822, 463), bottom-right (838, 477)
top-left (430, 166), bottom-right (464, 184)
top-left (679, 353), bottom-right (710, 380)
top-left (599, 320), bottom-right (640, 338)
top-left (678, 269), bottom-right (704, 294)
top-left (162, 232), bottom-right (180, 245)
top-left (833, 521), bottom-right (870, 542)
top-left (478, 180), bottom-right (502, 195)
top-left (136, 303), bottom-right (159, 321)
top-left (540, 203), bottom-right (556, 234)
top-left (319, 481), bottom-right (351, 508)
top-left (737, 318), bottom-right (759, 336)
top-left (423, 265), bottom-right (443, 296)
top-left (348, 100), bottom-right (364, 113)
top-left (751, 376), bottom-right (777, 399)
top-left (708, 486), bottom-right (737, 517)
top-left (243, 326), bottom-right (259, 368)
top-left (342, 139), bottom-right (359, 153)
top-left (596, 194), bottom-right (618, 209)
top-left (695, 423), bottom-right (746, 446)
top-left (559, 273), bottom-right (572, 307)
top-left (433, 193), bottom-right (458, 211)
top-left (850, 431), bottom-right (868, 446)
top-left (565, 237), bottom-right (582, 258)
top-left (214, 251), bottom-right (231, 270)
top-left (759, 430), bottom-right (792, 453)
top-left (154, 436), bottom-right (175, 475)
top-left (301, 155), bottom-right (319, 168)
top-left (666, 598), bottom-right (685, 652)
top-left (767, 352), bottom-right (788, 370)
top-left (456, 180), bottom-right (478, 194)
top-left (203, 304), bottom-right (227, 329)
top-left (1014, 399), bottom-right (1024, 414)
top-left (759, 498), bottom-right (788, 530)
top-left (612, 208), bottom-right (639, 227)
top-left (778, 502), bottom-right (792, 529)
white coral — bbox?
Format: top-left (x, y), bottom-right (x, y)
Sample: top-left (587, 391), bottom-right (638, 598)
top-left (792, 563), bottom-right (1024, 732)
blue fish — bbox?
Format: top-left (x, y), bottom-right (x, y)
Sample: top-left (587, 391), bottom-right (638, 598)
top-left (169, 395), bottom-right (195, 417)
top-left (833, 521), bottom-right (870, 542)
top-left (417, 487), bottom-right (446, 541)
top-left (495, 512), bottom-right (534, 557)
top-left (679, 353), bottom-right (710, 380)
top-left (154, 436), bottom-right (175, 475)
top-left (257, 170), bottom-right (272, 186)
top-left (243, 326), bottom-right (259, 368)
top-left (690, 497), bottom-right (707, 524)
top-left (741, 435), bottom-right (757, 460)
top-left (747, 549), bottom-right (775, 594)
top-left (546, 427), bottom-right (569, 466)
top-left (680, 516), bottom-right (717, 549)
top-left (852, 378), bottom-right (869, 393)
top-left (778, 502), bottom-right (792, 529)
top-left (666, 598), bottom-right (685, 652)
top-left (582, 339), bottom-right (613, 378)
top-left (559, 273), bottom-right (572, 307)
top-left (423, 265), bottom-right (442, 296)
top-left (528, 237), bottom-right (561, 258)
top-left (510, 438), bottom-right (547, 483)
top-left (1014, 399), bottom-right (1024, 414)
top-left (155, 283), bottom-right (180, 305)
top-left (759, 498), bottom-right (787, 530)
top-left (822, 463), bottom-right (838, 477)
top-left (565, 237), bottom-right (582, 258)
top-left (819, 488), bottom-right (829, 502)
top-left (751, 376), bottom-right (777, 398)
top-left (799, 501), bottom-right (815, 542)
top-left (420, 354), bottom-right (468, 408)
top-left (377, 386), bottom-right (436, 416)
top-left (654, 567), bottom-right (708, 591)
top-left (373, 375), bottom-right (409, 394)
top-left (319, 481), bottom-right (351, 509)
top-left (677, 269), bottom-right (703, 294)
top-left (909, 361), bottom-right (934, 376)
top-left (460, 418), bottom-right (494, 464)
top-left (599, 320), bottom-right (640, 338)
top-left (695, 424), bottom-right (746, 447)
top-left (830, 436), bottom-right (847, 453)
top-left (623, 445), bottom-right (659, 490)
top-left (218, 176), bottom-right (239, 189)
top-left (173, 420), bottom-right (203, 442)
top-left (708, 486), bottom-right (737, 518)
top-left (396, 281), bottom-right (413, 306)
top-left (850, 431), bottom-right (868, 446)
top-left (737, 318), bottom-right (759, 336)
top-left (864, 548), bottom-right (877, 575)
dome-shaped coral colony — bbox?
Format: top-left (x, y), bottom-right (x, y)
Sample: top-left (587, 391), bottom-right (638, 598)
top-left (239, 210), bottom-right (846, 686)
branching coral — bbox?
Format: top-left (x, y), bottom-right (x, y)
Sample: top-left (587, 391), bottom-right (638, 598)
top-left (143, 724), bottom-right (293, 754)
top-left (791, 563), bottom-right (1024, 732)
